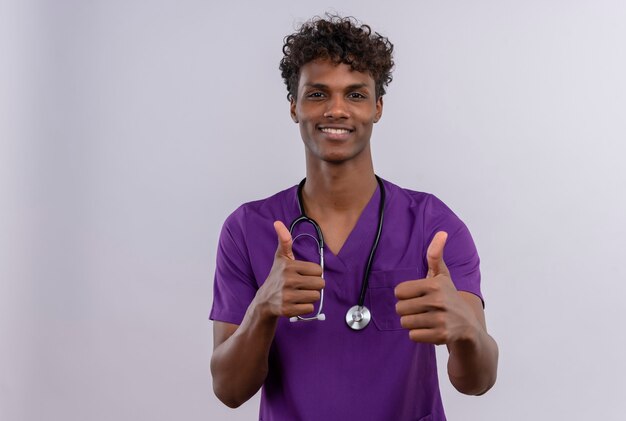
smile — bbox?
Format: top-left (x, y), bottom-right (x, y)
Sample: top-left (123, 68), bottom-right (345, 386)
top-left (319, 127), bottom-right (352, 134)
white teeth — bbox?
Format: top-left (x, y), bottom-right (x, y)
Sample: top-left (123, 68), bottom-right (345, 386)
top-left (321, 128), bottom-right (350, 134)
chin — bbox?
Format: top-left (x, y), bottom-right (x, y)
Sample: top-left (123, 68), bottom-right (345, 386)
top-left (321, 156), bottom-right (350, 165)
top-left (305, 140), bottom-right (369, 165)
top-left (320, 150), bottom-right (362, 164)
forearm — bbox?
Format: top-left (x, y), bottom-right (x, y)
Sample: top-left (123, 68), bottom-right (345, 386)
top-left (447, 327), bottom-right (499, 395)
top-left (210, 299), bottom-right (278, 408)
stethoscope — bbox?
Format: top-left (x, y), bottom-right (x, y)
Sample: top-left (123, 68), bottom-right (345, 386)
top-left (288, 176), bottom-right (386, 330)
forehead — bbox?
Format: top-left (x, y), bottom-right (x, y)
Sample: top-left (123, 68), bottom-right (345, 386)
top-left (297, 59), bottom-right (375, 90)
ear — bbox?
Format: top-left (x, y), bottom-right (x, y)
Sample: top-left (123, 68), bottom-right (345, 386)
top-left (374, 96), bottom-right (383, 123)
top-left (290, 97), bottom-right (298, 123)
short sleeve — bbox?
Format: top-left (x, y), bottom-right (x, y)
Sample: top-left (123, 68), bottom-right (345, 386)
top-left (209, 206), bottom-right (258, 324)
top-left (423, 195), bottom-right (483, 304)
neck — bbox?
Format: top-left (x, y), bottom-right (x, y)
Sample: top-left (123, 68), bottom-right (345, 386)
top-left (302, 154), bottom-right (377, 214)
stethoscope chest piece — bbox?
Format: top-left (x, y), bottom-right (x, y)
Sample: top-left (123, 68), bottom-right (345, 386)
top-left (346, 305), bottom-right (371, 330)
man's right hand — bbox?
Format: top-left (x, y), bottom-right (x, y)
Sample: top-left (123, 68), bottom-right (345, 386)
top-left (254, 221), bottom-right (325, 319)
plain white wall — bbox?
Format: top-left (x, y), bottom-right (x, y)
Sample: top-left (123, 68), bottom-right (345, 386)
top-left (2, 0), bottom-right (625, 420)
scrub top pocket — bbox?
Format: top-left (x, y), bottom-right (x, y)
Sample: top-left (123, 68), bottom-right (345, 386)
top-left (368, 268), bottom-right (420, 331)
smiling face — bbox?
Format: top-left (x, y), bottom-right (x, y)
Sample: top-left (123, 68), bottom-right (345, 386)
top-left (290, 59), bottom-right (383, 165)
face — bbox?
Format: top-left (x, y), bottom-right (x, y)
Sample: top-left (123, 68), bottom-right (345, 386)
top-left (290, 59), bottom-right (383, 165)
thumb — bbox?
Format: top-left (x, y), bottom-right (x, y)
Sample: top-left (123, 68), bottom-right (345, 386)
top-left (426, 231), bottom-right (450, 278)
top-left (274, 221), bottom-right (294, 260)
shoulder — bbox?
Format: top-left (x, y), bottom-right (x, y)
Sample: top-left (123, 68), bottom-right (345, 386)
top-left (224, 185), bottom-right (298, 224)
top-left (382, 179), bottom-right (456, 218)
top-left (382, 179), bottom-right (469, 246)
top-left (220, 184), bottom-right (299, 243)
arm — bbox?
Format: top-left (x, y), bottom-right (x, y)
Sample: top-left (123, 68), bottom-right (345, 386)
top-left (210, 221), bottom-right (324, 407)
top-left (395, 231), bottom-right (498, 395)
top-left (446, 292), bottom-right (498, 395)
top-left (210, 307), bottom-right (278, 407)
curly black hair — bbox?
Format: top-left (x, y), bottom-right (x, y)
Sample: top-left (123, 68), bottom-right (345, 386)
top-left (280, 14), bottom-right (394, 101)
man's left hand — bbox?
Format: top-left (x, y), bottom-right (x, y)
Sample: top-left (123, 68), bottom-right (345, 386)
top-left (394, 231), bottom-right (481, 345)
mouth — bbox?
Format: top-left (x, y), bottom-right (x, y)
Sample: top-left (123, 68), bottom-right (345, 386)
top-left (318, 126), bottom-right (354, 140)
top-left (320, 127), bottom-right (352, 134)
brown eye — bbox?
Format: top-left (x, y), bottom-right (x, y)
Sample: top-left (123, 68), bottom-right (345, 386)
top-left (348, 92), bottom-right (366, 99)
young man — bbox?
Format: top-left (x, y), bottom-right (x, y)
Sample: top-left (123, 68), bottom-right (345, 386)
top-left (210, 15), bottom-right (498, 421)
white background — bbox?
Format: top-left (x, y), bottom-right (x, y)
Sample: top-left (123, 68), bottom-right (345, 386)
top-left (2, 1), bottom-right (625, 420)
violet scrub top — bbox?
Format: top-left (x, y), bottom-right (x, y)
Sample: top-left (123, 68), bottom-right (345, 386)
top-left (210, 178), bottom-right (482, 421)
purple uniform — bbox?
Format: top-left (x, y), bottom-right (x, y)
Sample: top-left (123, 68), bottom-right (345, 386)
top-left (210, 179), bottom-right (482, 421)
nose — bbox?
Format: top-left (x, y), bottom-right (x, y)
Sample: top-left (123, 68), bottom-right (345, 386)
top-left (323, 96), bottom-right (350, 119)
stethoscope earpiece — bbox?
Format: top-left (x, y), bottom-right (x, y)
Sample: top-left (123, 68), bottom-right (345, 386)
top-left (289, 313), bottom-right (325, 323)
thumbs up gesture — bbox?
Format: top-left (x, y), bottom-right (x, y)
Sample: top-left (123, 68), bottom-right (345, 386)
top-left (394, 231), bottom-right (480, 345)
top-left (253, 221), bottom-right (325, 320)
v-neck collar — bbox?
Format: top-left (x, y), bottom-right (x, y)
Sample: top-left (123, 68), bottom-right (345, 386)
top-left (329, 183), bottom-right (381, 267)
top-left (289, 181), bottom-right (383, 270)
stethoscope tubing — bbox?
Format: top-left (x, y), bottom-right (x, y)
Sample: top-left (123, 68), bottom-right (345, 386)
top-left (290, 176), bottom-right (385, 309)
top-left (288, 215), bottom-right (326, 322)
top-left (357, 176), bottom-right (386, 307)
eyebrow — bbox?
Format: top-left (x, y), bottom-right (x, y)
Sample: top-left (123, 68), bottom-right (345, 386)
top-left (303, 83), bottom-right (370, 91)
